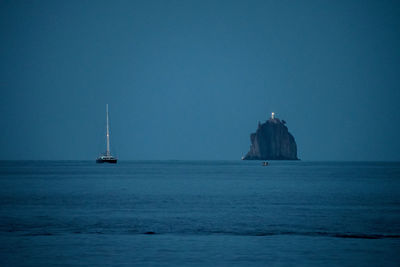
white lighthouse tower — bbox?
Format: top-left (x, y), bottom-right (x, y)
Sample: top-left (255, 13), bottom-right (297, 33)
top-left (271, 112), bottom-right (275, 120)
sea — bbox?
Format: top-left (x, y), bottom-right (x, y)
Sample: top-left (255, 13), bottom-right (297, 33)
top-left (0, 161), bottom-right (399, 266)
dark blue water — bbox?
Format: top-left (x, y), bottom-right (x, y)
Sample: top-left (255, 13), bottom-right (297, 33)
top-left (1, 161), bottom-right (399, 266)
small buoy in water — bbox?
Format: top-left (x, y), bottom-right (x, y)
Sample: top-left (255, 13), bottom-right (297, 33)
top-left (262, 162), bottom-right (269, 166)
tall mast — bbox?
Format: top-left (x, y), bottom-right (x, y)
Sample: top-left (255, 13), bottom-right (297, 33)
top-left (106, 104), bottom-right (110, 156)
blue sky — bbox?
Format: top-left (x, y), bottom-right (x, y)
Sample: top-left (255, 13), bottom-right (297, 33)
top-left (1, 0), bottom-right (399, 160)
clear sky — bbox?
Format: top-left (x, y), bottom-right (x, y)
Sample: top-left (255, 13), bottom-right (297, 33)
top-left (1, 0), bottom-right (399, 160)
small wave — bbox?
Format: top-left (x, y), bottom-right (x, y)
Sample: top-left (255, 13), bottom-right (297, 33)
top-left (22, 232), bottom-right (54, 236)
top-left (241, 231), bottom-right (400, 239)
top-left (7, 228), bottom-right (399, 240)
top-left (246, 231), bottom-right (400, 239)
top-left (332, 233), bottom-right (400, 239)
top-left (166, 230), bottom-right (400, 239)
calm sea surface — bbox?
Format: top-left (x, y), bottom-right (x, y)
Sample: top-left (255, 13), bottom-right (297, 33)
top-left (0, 161), bottom-right (399, 266)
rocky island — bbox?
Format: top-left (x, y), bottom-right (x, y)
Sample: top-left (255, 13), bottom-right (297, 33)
top-left (243, 113), bottom-right (299, 160)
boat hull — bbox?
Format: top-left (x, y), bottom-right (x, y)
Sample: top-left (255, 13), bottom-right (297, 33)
top-left (96, 158), bottom-right (117, 164)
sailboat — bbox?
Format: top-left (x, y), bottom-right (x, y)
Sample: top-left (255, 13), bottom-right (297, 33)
top-left (96, 104), bottom-right (117, 163)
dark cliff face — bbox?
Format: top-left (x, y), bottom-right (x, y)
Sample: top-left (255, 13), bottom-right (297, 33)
top-left (243, 118), bottom-right (298, 160)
